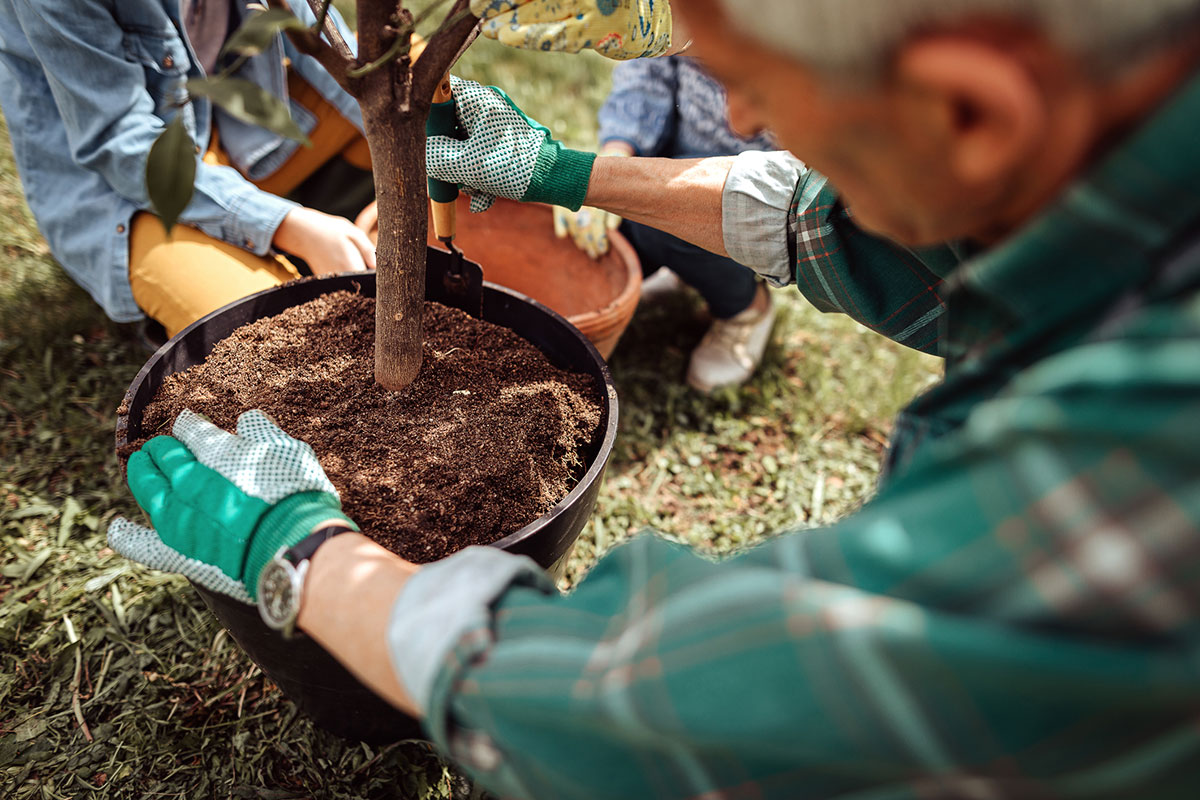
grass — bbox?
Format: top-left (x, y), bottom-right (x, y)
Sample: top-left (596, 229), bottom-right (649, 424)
top-left (0, 10), bottom-right (943, 800)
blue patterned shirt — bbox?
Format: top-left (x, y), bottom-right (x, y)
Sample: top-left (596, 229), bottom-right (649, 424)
top-left (598, 55), bottom-right (775, 158)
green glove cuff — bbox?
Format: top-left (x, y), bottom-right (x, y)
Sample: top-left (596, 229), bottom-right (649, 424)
top-left (521, 143), bottom-right (597, 212)
top-left (243, 492), bottom-right (357, 598)
top-left (428, 98), bottom-right (463, 203)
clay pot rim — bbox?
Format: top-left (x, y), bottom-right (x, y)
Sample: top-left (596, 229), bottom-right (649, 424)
top-left (428, 201), bottom-right (643, 330)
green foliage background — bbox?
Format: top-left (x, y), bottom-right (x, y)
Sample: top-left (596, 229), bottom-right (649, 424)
top-left (0, 5), bottom-right (941, 798)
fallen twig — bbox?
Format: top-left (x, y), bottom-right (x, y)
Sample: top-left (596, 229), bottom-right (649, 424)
top-left (64, 615), bottom-right (94, 742)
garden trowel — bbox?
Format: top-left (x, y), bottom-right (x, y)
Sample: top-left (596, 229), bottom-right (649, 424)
top-left (426, 73), bottom-right (484, 318)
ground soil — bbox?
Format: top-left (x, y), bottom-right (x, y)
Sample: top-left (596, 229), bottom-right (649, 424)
top-left (138, 291), bottom-right (603, 563)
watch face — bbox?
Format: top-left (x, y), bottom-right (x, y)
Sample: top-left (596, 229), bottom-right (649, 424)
top-left (257, 560), bottom-right (299, 631)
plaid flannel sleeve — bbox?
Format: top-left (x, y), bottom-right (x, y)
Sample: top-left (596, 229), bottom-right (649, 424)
top-left (788, 176), bottom-right (964, 356)
top-left (404, 335), bottom-right (1200, 800)
top-left (723, 154), bottom-right (964, 356)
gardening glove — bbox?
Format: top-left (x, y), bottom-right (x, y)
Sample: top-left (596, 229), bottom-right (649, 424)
top-left (470, 0), bottom-right (673, 60)
top-left (107, 409), bottom-right (357, 604)
top-left (426, 76), bottom-right (597, 214)
top-left (553, 206), bottom-right (621, 259)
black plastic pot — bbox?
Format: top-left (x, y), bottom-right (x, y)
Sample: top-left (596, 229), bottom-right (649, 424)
top-left (115, 255), bottom-right (618, 743)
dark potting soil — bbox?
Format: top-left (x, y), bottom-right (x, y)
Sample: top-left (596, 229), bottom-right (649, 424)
top-left (137, 291), bottom-right (603, 563)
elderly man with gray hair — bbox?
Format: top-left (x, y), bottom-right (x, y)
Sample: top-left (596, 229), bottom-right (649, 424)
top-left (111, 0), bottom-right (1200, 797)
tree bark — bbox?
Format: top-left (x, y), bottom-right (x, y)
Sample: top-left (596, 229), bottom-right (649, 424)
top-left (281, 0), bottom-right (478, 390)
top-left (356, 1), bottom-right (478, 390)
top-left (362, 78), bottom-right (429, 390)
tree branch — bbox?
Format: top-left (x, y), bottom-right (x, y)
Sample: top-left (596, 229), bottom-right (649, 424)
top-left (412, 0), bottom-right (480, 103)
top-left (306, 0), bottom-right (355, 63)
top-left (266, 0), bottom-right (357, 93)
top-left (357, 0), bottom-right (403, 65)
top-left (347, 25), bottom-right (412, 79)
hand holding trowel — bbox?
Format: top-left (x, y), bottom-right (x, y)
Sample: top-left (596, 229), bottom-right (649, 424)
top-left (424, 72), bottom-right (484, 318)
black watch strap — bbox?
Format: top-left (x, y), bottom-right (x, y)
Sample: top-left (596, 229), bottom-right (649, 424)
top-left (284, 524), bottom-right (355, 564)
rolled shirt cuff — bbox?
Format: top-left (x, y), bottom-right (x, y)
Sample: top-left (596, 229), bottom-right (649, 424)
top-left (721, 150), bottom-right (807, 286)
top-left (386, 546), bottom-right (554, 718)
top-left (223, 186), bottom-right (300, 256)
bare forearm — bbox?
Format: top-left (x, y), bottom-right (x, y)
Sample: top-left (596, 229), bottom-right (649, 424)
top-left (297, 532), bottom-right (421, 717)
top-left (585, 156), bottom-right (735, 256)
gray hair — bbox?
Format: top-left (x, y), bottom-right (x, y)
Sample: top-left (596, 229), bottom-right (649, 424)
top-left (714, 0), bottom-right (1200, 78)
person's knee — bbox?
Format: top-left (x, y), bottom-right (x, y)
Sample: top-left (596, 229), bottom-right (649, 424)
top-left (128, 213), bottom-right (296, 336)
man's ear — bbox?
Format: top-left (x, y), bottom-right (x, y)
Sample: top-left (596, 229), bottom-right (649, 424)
top-left (893, 37), bottom-right (1048, 185)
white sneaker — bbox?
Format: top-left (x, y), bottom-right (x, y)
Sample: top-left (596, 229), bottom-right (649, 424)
top-left (638, 267), bottom-right (684, 304)
top-left (686, 289), bottom-right (776, 393)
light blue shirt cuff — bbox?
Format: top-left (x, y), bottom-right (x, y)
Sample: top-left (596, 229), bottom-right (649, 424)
top-left (386, 546), bottom-right (553, 716)
top-left (224, 187), bottom-right (299, 256)
top-left (721, 150), bottom-right (807, 287)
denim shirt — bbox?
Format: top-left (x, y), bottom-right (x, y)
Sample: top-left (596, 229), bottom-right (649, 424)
top-left (0, 0), bottom-right (362, 323)
top-left (597, 56), bottom-right (775, 159)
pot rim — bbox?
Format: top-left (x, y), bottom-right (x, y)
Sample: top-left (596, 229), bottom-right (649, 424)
top-left (114, 272), bottom-right (620, 558)
top-left (428, 201), bottom-right (643, 332)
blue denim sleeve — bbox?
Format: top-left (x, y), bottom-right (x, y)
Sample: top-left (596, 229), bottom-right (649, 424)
top-left (10, 0), bottom-right (297, 256)
top-left (283, 0), bottom-right (364, 136)
top-left (597, 58), bottom-right (679, 157)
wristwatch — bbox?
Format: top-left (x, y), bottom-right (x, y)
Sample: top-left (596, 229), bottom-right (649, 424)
top-left (256, 524), bottom-right (354, 638)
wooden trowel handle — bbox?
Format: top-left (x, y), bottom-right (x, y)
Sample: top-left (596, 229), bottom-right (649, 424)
top-left (428, 73), bottom-right (458, 244)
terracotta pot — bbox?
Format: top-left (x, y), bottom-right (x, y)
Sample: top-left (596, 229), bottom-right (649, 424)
top-left (364, 196), bottom-right (641, 358)
top-left (433, 198), bottom-right (641, 358)
top-left (360, 195), bottom-right (643, 357)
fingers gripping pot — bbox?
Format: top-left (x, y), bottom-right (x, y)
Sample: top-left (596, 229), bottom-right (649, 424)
top-left (115, 265), bottom-right (619, 743)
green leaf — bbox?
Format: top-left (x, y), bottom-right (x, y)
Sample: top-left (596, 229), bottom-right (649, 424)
top-left (186, 77), bottom-right (311, 146)
top-left (145, 115), bottom-right (197, 235)
top-left (19, 550), bottom-right (52, 584)
top-left (219, 8), bottom-right (307, 59)
top-left (5, 503), bottom-right (56, 520)
top-left (14, 717), bottom-right (48, 743)
top-left (83, 567), bottom-right (127, 594)
top-left (57, 496), bottom-right (81, 547)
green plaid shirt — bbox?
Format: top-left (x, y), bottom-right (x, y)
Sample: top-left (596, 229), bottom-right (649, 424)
top-left (390, 71), bottom-right (1200, 799)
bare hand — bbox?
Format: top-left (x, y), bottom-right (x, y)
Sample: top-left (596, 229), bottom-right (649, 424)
top-left (273, 207), bottom-right (376, 275)
top-left (354, 201), bottom-right (379, 246)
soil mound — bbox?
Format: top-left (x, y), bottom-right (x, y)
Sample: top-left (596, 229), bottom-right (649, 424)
top-left (140, 291), bottom-right (603, 562)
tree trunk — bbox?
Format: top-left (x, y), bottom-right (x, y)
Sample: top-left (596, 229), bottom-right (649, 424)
top-left (351, 0), bottom-right (430, 392)
top-left (364, 99), bottom-right (428, 390)
top-left (284, 0), bottom-right (477, 390)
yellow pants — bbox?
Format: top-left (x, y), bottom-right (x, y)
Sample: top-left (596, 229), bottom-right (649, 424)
top-left (129, 72), bottom-right (372, 337)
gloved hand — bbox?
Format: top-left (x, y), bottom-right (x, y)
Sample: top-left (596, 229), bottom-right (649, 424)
top-left (553, 206), bottom-right (622, 259)
top-left (107, 409), bottom-right (356, 603)
top-left (470, 0), bottom-right (673, 60)
top-left (426, 76), bottom-right (597, 213)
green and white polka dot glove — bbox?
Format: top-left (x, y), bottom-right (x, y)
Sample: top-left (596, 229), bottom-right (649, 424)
top-left (470, 0), bottom-right (673, 60)
top-left (426, 76), bottom-right (597, 214)
top-left (107, 410), bottom-right (357, 603)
